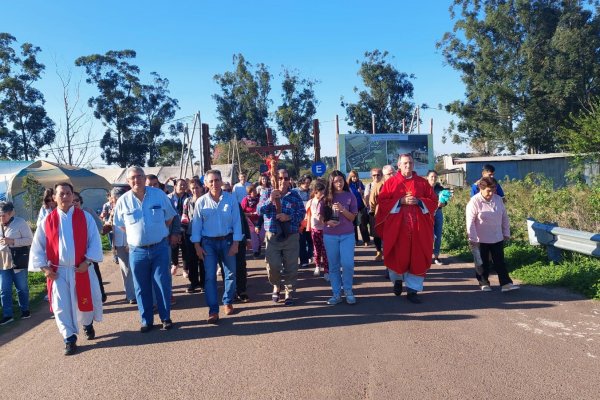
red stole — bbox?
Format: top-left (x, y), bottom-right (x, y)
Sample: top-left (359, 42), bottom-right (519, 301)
top-left (45, 207), bottom-right (93, 312)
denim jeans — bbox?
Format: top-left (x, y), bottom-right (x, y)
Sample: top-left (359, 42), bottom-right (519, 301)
top-left (0, 269), bottom-right (29, 317)
top-left (202, 236), bottom-right (237, 315)
top-left (433, 209), bottom-right (443, 257)
top-left (129, 239), bottom-right (171, 326)
top-left (323, 233), bottom-right (355, 297)
top-left (299, 230), bottom-right (313, 265)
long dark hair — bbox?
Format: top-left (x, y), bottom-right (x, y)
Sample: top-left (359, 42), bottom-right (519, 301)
top-left (326, 170), bottom-right (349, 205)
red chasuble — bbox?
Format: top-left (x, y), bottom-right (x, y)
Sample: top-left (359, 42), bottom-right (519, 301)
top-left (45, 207), bottom-right (93, 312)
top-left (375, 172), bottom-right (438, 277)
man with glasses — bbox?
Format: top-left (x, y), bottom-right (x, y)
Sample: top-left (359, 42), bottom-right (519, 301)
top-left (258, 169), bottom-right (306, 305)
top-left (113, 167), bottom-right (176, 332)
top-left (191, 169), bottom-right (243, 324)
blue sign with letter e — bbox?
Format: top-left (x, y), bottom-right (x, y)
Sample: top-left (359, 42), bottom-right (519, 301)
top-left (311, 161), bottom-right (326, 177)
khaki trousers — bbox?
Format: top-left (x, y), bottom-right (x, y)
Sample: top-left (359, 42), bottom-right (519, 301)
top-left (265, 232), bottom-right (299, 295)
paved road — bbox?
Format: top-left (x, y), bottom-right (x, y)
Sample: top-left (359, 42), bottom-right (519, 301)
top-left (1, 246), bottom-right (599, 399)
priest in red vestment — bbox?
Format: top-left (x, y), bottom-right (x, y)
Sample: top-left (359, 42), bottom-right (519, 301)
top-left (375, 154), bottom-right (438, 303)
top-left (29, 182), bottom-right (104, 355)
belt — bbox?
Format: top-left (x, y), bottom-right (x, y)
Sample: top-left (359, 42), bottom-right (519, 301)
top-left (136, 239), bottom-right (165, 249)
top-left (204, 233), bottom-right (233, 241)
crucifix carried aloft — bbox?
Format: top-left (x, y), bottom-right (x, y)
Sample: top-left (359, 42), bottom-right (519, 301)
top-left (250, 128), bottom-right (294, 190)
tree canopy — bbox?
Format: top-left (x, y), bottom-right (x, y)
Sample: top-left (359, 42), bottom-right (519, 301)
top-left (341, 50), bottom-right (416, 134)
top-left (438, 0), bottom-right (600, 154)
top-left (0, 33), bottom-right (55, 160)
top-left (275, 69), bottom-right (318, 175)
top-left (213, 54), bottom-right (272, 145)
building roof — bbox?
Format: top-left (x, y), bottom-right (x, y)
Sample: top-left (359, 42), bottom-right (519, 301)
top-left (454, 153), bottom-right (573, 164)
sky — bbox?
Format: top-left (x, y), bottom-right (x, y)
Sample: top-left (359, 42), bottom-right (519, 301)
top-left (1, 0), bottom-right (469, 167)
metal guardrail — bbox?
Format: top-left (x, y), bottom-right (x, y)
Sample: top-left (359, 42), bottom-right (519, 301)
top-left (527, 218), bottom-right (600, 261)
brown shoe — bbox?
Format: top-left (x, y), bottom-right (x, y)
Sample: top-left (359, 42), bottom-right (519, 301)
top-left (224, 304), bottom-right (234, 315)
top-left (207, 313), bottom-right (219, 324)
top-left (374, 251), bottom-right (383, 261)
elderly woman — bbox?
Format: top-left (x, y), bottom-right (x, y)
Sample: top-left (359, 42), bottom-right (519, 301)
top-left (465, 177), bottom-right (519, 292)
top-left (0, 201), bottom-right (34, 325)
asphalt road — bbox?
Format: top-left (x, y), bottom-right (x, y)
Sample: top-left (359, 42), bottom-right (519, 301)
top-left (1, 246), bottom-right (599, 400)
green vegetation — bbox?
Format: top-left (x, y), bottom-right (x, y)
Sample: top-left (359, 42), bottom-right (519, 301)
top-left (441, 175), bottom-right (600, 299)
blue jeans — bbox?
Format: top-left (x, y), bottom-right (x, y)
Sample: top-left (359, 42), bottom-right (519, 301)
top-left (433, 209), bottom-right (443, 257)
top-left (202, 236), bottom-right (237, 315)
top-left (323, 233), bottom-right (355, 297)
top-left (0, 269), bottom-right (29, 318)
top-left (129, 239), bottom-right (171, 326)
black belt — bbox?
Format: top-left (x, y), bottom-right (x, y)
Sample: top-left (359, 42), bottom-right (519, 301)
top-left (136, 239), bottom-right (165, 248)
top-left (205, 233), bottom-right (233, 241)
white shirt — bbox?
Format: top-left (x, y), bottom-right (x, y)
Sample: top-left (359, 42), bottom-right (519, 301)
top-left (232, 182), bottom-right (251, 204)
top-left (28, 207), bottom-right (103, 271)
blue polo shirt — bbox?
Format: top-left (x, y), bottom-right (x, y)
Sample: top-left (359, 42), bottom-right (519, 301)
top-left (113, 186), bottom-right (177, 247)
top-left (190, 190), bottom-right (243, 243)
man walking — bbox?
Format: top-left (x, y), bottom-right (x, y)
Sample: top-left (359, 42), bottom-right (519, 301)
top-left (29, 182), bottom-right (104, 355)
top-left (113, 167), bottom-right (176, 332)
top-left (191, 170), bottom-right (243, 324)
top-left (376, 154), bottom-right (438, 304)
top-left (258, 169), bottom-right (306, 305)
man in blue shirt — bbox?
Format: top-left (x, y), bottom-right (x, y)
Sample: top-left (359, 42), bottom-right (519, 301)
top-left (113, 166), bottom-right (176, 333)
top-left (232, 172), bottom-right (252, 204)
top-left (258, 169), bottom-right (306, 306)
top-left (191, 169), bottom-right (243, 324)
top-left (470, 164), bottom-right (505, 199)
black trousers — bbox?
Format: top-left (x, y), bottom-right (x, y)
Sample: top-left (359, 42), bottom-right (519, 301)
top-left (236, 244), bottom-right (247, 295)
top-left (298, 230), bottom-right (313, 265)
top-left (170, 239), bottom-right (187, 270)
top-left (476, 241), bottom-right (513, 286)
top-left (92, 262), bottom-right (105, 298)
top-left (184, 235), bottom-right (205, 288)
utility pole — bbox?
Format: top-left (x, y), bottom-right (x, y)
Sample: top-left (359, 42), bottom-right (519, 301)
top-left (313, 119), bottom-right (320, 162)
top-left (371, 113), bottom-right (376, 134)
top-left (335, 114), bottom-right (340, 170)
top-left (201, 123), bottom-right (211, 174)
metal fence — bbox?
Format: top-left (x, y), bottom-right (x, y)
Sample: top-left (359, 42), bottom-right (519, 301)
top-left (527, 218), bottom-right (600, 262)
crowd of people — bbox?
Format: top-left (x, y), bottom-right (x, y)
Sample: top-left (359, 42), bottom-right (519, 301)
top-left (0, 155), bottom-right (520, 356)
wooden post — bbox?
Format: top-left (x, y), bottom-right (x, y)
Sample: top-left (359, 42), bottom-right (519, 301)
top-left (313, 119), bottom-right (320, 163)
top-left (430, 118), bottom-right (433, 134)
top-left (371, 113), bottom-right (376, 134)
top-left (402, 118), bottom-right (406, 133)
top-left (417, 106), bottom-right (420, 133)
top-left (266, 127), bottom-right (274, 147)
top-left (201, 123), bottom-right (211, 173)
top-left (179, 124), bottom-right (188, 178)
top-left (335, 114), bottom-right (340, 170)
top-left (197, 112), bottom-right (202, 175)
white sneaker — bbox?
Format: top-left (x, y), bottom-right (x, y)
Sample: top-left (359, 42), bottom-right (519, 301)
top-left (313, 266), bottom-right (320, 276)
top-left (345, 293), bottom-right (357, 304)
top-left (501, 283), bottom-right (520, 292)
top-left (480, 285), bottom-right (492, 292)
top-left (327, 296), bottom-right (342, 305)
top-left (323, 273), bottom-right (330, 282)
top-left (433, 258), bottom-right (443, 265)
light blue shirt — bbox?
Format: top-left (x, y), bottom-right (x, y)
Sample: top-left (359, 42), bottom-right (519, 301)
top-left (232, 182), bottom-right (251, 204)
top-left (113, 186), bottom-right (176, 247)
top-left (190, 190), bottom-right (243, 243)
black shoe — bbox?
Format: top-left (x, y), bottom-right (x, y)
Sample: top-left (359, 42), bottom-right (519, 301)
top-left (140, 324), bottom-right (153, 333)
top-left (406, 291), bottom-right (422, 304)
top-left (64, 341), bottom-right (77, 356)
top-left (21, 310), bottom-right (31, 319)
top-left (186, 284), bottom-right (199, 294)
top-left (253, 251), bottom-right (260, 258)
top-left (128, 299), bottom-right (137, 305)
top-left (393, 280), bottom-right (403, 296)
top-left (162, 319), bottom-right (173, 330)
top-left (101, 293), bottom-right (107, 303)
top-left (238, 293), bottom-right (249, 303)
top-left (0, 316), bottom-right (15, 325)
top-left (83, 324), bottom-right (96, 340)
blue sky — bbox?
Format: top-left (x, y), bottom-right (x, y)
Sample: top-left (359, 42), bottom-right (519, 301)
top-left (2, 0), bottom-right (468, 166)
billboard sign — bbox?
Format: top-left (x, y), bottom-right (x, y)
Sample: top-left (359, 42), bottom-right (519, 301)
top-left (338, 133), bottom-right (433, 179)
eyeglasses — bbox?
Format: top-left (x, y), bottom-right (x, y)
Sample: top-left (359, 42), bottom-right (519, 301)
top-left (278, 177), bottom-right (290, 181)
